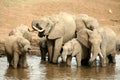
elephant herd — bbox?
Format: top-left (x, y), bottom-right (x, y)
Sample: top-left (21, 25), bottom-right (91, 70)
top-left (4, 12), bottom-right (120, 69)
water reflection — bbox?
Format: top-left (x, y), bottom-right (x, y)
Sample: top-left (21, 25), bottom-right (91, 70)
top-left (0, 55), bottom-right (120, 80)
top-left (5, 68), bottom-right (29, 80)
top-left (42, 62), bottom-right (116, 79)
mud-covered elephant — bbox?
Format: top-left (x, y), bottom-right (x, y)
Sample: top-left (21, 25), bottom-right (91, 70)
top-left (61, 38), bottom-right (89, 66)
top-left (4, 36), bottom-right (31, 69)
top-left (9, 24), bottom-right (32, 42)
top-left (31, 12), bottom-right (76, 63)
top-left (77, 27), bottom-right (116, 67)
top-left (39, 36), bottom-right (48, 61)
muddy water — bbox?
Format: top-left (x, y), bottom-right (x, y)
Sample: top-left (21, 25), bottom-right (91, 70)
top-left (0, 55), bottom-right (120, 80)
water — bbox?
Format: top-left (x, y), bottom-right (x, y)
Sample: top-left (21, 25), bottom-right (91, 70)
top-left (0, 55), bottom-right (120, 80)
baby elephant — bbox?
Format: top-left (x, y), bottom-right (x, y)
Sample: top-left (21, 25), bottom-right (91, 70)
top-left (61, 38), bottom-right (84, 66)
top-left (4, 36), bottom-right (31, 69)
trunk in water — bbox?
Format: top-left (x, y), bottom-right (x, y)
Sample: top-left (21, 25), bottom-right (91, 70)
top-left (89, 45), bottom-right (100, 63)
top-left (89, 52), bottom-right (98, 62)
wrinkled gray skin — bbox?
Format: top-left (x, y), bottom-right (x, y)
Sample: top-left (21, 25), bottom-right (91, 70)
top-left (39, 37), bottom-right (48, 61)
top-left (77, 27), bottom-right (117, 67)
top-left (9, 24), bottom-right (32, 42)
top-left (32, 12), bottom-right (76, 63)
top-left (4, 36), bottom-right (31, 69)
top-left (62, 38), bottom-right (89, 66)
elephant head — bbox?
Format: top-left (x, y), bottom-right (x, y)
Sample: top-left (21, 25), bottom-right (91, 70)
top-left (31, 16), bottom-right (67, 40)
top-left (74, 14), bottom-right (99, 32)
top-left (17, 37), bottom-right (31, 53)
top-left (77, 29), bottom-right (103, 63)
top-left (31, 17), bottom-right (54, 38)
top-left (87, 29), bottom-right (103, 63)
top-left (83, 16), bottom-right (99, 30)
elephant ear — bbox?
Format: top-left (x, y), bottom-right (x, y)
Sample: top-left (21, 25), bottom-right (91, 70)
top-left (48, 23), bottom-right (65, 39)
top-left (77, 29), bottom-right (89, 48)
top-left (17, 37), bottom-right (24, 48)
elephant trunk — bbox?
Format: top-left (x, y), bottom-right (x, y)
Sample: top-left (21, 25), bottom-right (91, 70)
top-left (89, 52), bottom-right (98, 63)
top-left (89, 43), bottom-right (102, 64)
top-left (62, 52), bottom-right (67, 62)
top-left (62, 55), bottom-right (67, 62)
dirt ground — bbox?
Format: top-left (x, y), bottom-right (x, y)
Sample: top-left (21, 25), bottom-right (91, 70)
top-left (0, 0), bottom-right (120, 54)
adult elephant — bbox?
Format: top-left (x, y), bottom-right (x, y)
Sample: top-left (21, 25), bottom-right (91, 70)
top-left (77, 27), bottom-right (117, 67)
top-left (31, 12), bottom-right (76, 63)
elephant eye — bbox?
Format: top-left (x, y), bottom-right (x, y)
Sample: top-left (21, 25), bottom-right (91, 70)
top-left (89, 25), bottom-right (94, 31)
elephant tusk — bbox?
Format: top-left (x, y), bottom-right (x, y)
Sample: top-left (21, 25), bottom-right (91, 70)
top-left (90, 53), bottom-right (93, 58)
top-left (64, 56), bottom-right (67, 62)
top-left (32, 26), bottom-right (44, 32)
top-left (99, 52), bottom-right (103, 58)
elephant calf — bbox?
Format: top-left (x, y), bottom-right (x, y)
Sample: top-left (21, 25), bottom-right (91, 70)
top-left (61, 38), bottom-right (88, 66)
top-left (4, 36), bottom-right (31, 69)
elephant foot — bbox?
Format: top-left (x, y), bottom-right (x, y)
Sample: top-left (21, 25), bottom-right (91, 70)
top-left (89, 61), bottom-right (96, 67)
top-left (8, 64), bottom-right (14, 69)
top-left (81, 59), bottom-right (89, 66)
top-left (101, 63), bottom-right (107, 67)
top-left (67, 63), bottom-right (71, 66)
top-left (52, 59), bottom-right (58, 64)
top-left (41, 57), bottom-right (46, 61)
top-left (22, 65), bottom-right (28, 68)
top-left (22, 63), bottom-right (28, 68)
top-left (52, 62), bottom-right (58, 64)
top-left (9, 64), bottom-right (13, 67)
top-left (13, 65), bottom-right (17, 69)
top-left (113, 61), bottom-right (116, 64)
top-left (77, 64), bottom-right (81, 67)
top-left (112, 60), bottom-right (116, 64)
top-left (67, 62), bottom-right (71, 66)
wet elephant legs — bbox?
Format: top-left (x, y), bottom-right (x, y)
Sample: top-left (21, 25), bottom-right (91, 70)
top-left (52, 38), bottom-right (63, 63)
top-left (47, 40), bottom-right (54, 63)
top-left (47, 38), bottom-right (63, 63)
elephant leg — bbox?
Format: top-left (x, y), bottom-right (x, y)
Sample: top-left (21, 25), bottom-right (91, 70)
top-left (7, 55), bottom-right (13, 67)
top-left (40, 47), bottom-right (46, 61)
top-left (47, 40), bottom-right (54, 62)
top-left (22, 53), bottom-right (28, 68)
top-left (40, 41), bottom-right (48, 61)
top-left (101, 54), bottom-right (107, 67)
top-left (18, 55), bottom-right (22, 67)
top-left (52, 37), bottom-right (63, 63)
top-left (76, 53), bottom-right (81, 67)
top-left (67, 55), bottom-right (72, 66)
top-left (13, 52), bottom-right (19, 69)
top-left (111, 53), bottom-right (116, 64)
top-left (100, 43), bottom-right (107, 67)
